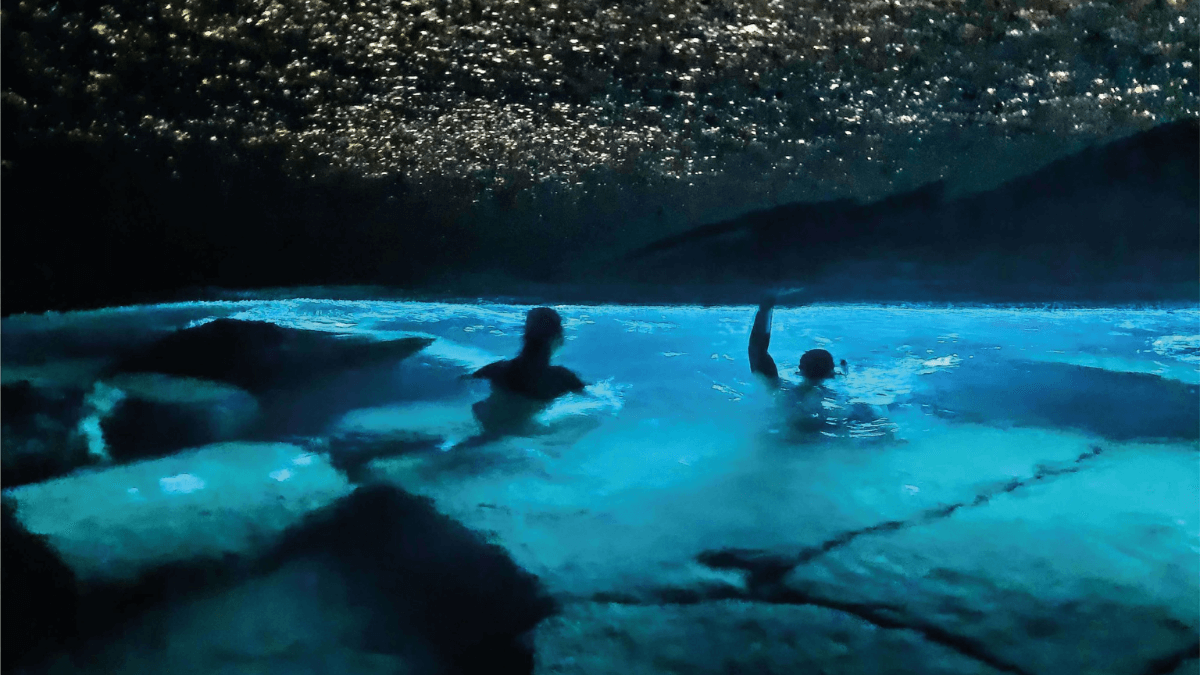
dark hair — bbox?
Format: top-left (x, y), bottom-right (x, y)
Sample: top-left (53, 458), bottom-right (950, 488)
top-left (523, 307), bottom-right (564, 345)
top-left (798, 349), bottom-right (835, 380)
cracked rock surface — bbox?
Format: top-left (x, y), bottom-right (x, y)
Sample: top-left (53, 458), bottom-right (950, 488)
top-left (534, 600), bottom-right (1009, 675)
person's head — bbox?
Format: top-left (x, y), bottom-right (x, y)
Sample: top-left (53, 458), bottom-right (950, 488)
top-left (798, 349), bottom-right (836, 381)
top-left (522, 307), bottom-right (565, 352)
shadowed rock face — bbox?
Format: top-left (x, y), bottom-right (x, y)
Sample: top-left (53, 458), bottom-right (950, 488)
top-left (910, 358), bottom-right (1200, 441)
top-left (4, 482), bottom-right (556, 675)
top-left (267, 484), bottom-right (559, 674)
top-left (114, 319), bottom-right (432, 395)
top-left (97, 321), bottom-right (434, 461)
top-left (1, 500), bottom-right (80, 674)
top-left (99, 387), bottom-right (259, 463)
top-left (1, 320), bottom-right (433, 483)
top-left (624, 120), bottom-right (1200, 301)
top-left (0, 382), bottom-right (91, 488)
top-left (320, 433), bottom-right (446, 485)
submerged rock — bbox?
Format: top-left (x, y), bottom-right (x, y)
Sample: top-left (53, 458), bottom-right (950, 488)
top-left (6, 478), bottom-right (557, 674)
top-left (913, 358), bottom-right (1200, 441)
top-left (4, 320), bottom-right (434, 478)
top-left (267, 484), bottom-right (558, 673)
top-left (534, 600), bottom-right (1008, 675)
top-left (99, 374), bottom-right (259, 463)
top-left (0, 381), bottom-right (92, 488)
top-left (5, 441), bottom-right (352, 584)
top-left (113, 319), bottom-right (432, 395)
top-left (1, 499), bottom-right (80, 673)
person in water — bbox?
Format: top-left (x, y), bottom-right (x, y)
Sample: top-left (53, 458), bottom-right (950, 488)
top-left (465, 307), bottom-right (586, 442)
top-left (747, 294), bottom-right (890, 438)
top-left (473, 307), bottom-right (585, 399)
top-left (749, 294), bottom-right (844, 386)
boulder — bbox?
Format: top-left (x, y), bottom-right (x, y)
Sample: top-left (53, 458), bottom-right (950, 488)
top-left (114, 319), bottom-right (432, 395)
top-left (1, 381), bottom-right (92, 488)
top-left (99, 374), bottom-right (259, 462)
top-left (1, 500), bottom-right (80, 673)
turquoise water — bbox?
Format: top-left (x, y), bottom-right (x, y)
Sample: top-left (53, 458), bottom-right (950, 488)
top-left (3, 300), bottom-right (1198, 674)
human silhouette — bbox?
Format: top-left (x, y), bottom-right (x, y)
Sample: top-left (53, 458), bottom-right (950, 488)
top-left (463, 307), bottom-right (586, 444)
top-left (749, 295), bottom-right (843, 386)
top-left (472, 307), bottom-right (585, 400)
top-left (747, 294), bottom-right (885, 439)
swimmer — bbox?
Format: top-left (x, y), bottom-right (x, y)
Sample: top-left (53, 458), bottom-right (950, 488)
top-left (749, 293), bottom-right (846, 387)
top-left (748, 293), bottom-right (885, 438)
top-left (461, 307), bottom-right (586, 445)
top-left (472, 307), bottom-right (585, 400)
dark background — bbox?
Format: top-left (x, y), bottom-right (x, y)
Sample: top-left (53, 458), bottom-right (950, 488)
top-left (3, 0), bottom-right (1197, 314)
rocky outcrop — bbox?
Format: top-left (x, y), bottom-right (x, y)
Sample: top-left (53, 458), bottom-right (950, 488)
top-left (2, 320), bottom-right (434, 485)
top-left (266, 485), bottom-right (559, 673)
top-left (98, 374), bottom-right (259, 462)
top-left (1, 500), bottom-right (80, 674)
top-left (5, 463), bottom-right (555, 675)
top-left (624, 120), bottom-right (1200, 302)
top-left (1, 381), bottom-right (92, 488)
top-left (114, 319), bottom-right (432, 395)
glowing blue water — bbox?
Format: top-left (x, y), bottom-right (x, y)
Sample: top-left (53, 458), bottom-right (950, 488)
top-left (3, 300), bottom-right (1197, 674)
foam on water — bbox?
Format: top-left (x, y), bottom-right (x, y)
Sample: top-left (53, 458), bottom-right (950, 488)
top-left (1152, 334), bottom-right (1200, 364)
top-left (78, 382), bottom-right (126, 462)
top-left (535, 379), bottom-right (627, 425)
top-left (159, 473), bottom-right (206, 494)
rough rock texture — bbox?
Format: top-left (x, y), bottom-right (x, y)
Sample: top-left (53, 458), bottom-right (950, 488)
top-left (0, 381), bottom-right (93, 488)
top-left (99, 374), bottom-right (260, 462)
top-left (6, 441), bottom-right (353, 582)
top-left (534, 600), bottom-right (1007, 675)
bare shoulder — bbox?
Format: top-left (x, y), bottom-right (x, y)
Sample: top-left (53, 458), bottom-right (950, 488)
top-left (550, 365), bottom-right (586, 392)
top-left (473, 359), bottom-right (510, 380)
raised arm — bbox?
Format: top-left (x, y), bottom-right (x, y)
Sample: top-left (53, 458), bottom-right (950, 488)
top-left (748, 296), bottom-right (779, 382)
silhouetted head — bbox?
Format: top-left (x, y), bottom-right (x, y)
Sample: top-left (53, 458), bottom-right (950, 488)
top-left (523, 307), bottom-right (564, 350)
top-left (798, 349), bottom-right (836, 381)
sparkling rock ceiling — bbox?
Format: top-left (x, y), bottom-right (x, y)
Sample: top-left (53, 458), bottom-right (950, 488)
top-left (3, 0), bottom-right (1196, 204)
